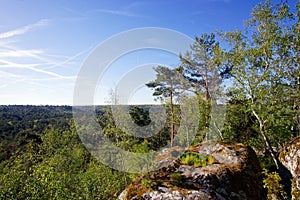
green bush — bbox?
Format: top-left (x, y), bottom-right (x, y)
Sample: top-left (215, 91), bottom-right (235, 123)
top-left (179, 152), bottom-right (215, 167)
top-left (141, 178), bottom-right (157, 189)
top-left (170, 173), bottom-right (183, 186)
top-left (262, 169), bottom-right (288, 200)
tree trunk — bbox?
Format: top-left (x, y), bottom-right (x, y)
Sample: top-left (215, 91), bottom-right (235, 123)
top-left (170, 90), bottom-right (175, 147)
top-left (204, 72), bottom-right (210, 140)
top-left (252, 109), bottom-right (280, 169)
top-left (297, 64), bottom-right (300, 135)
top-left (252, 109), bottom-right (294, 198)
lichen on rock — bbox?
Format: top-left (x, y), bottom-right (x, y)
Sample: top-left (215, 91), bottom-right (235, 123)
top-left (279, 136), bottom-right (300, 199)
top-left (119, 141), bottom-right (264, 200)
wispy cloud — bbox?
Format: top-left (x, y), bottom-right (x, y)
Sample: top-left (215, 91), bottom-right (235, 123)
top-left (0, 70), bottom-right (25, 79)
top-left (0, 70), bottom-right (26, 89)
top-left (44, 43), bottom-right (95, 70)
top-left (63, 2), bottom-right (144, 22)
top-left (125, 1), bottom-right (147, 10)
top-left (64, 7), bottom-right (87, 18)
top-left (0, 18), bottom-right (92, 104)
top-left (0, 31), bottom-right (94, 82)
top-left (0, 19), bottom-right (50, 39)
top-left (208, 0), bottom-right (232, 3)
top-left (95, 8), bottom-right (137, 17)
top-left (0, 49), bottom-right (44, 58)
top-left (0, 59), bottom-right (72, 79)
top-left (0, 48), bottom-right (81, 79)
top-left (0, 24), bottom-right (91, 87)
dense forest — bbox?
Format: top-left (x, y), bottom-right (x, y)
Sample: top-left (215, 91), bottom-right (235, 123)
top-left (1, 0), bottom-right (300, 199)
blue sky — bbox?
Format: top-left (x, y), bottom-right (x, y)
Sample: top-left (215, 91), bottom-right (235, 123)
top-left (0, 0), bottom-right (292, 105)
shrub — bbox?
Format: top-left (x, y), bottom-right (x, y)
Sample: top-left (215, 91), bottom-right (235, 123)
top-left (262, 169), bottom-right (288, 200)
top-left (170, 173), bottom-right (183, 186)
top-left (179, 152), bottom-right (215, 167)
top-left (141, 178), bottom-right (157, 189)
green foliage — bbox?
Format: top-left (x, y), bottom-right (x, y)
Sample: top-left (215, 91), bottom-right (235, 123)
top-left (220, 0), bottom-right (300, 172)
top-left (146, 66), bottom-right (186, 146)
top-left (0, 118), bottom-right (128, 200)
top-left (1, 1), bottom-right (300, 199)
top-left (141, 178), bottom-right (157, 189)
top-left (179, 152), bottom-right (215, 167)
top-left (146, 66), bottom-right (185, 101)
top-left (262, 169), bottom-right (288, 200)
top-left (78, 160), bottom-right (126, 199)
top-left (258, 155), bottom-right (277, 170)
top-left (141, 178), bottom-right (151, 188)
top-left (292, 179), bottom-right (300, 199)
top-left (180, 33), bottom-right (223, 94)
top-left (180, 33), bottom-right (225, 140)
top-left (170, 173), bottom-right (183, 186)
top-left (129, 106), bottom-right (151, 127)
top-left (0, 105), bottom-right (72, 161)
top-left (132, 141), bottom-right (151, 153)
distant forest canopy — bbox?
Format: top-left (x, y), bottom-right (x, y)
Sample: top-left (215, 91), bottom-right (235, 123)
top-left (1, 0), bottom-right (300, 199)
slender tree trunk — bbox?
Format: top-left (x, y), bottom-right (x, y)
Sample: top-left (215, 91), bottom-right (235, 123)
top-left (197, 93), bottom-right (206, 139)
top-left (204, 71), bottom-right (210, 140)
top-left (296, 12), bottom-right (300, 137)
top-left (252, 109), bottom-right (294, 198)
top-left (170, 90), bottom-right (175, 147)
top-left (297, 63), bottom-right (300, 135)
top-left (252, 109), bottom-right (280, 169)
top-left (214, 122), bottom-right (224, 140)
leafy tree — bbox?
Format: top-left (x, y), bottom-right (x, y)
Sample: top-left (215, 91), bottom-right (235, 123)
top-left (146, 66), bottom-right (186, 146)
top-left (180, 33), bottom-right (223, 139)
top-left (286, 1), bottom-right (300, 135)
top-left (220, 3), bottom-right (299, 196)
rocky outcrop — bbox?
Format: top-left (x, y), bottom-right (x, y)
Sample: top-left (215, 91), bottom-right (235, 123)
top-left (279, 137), bottom-right (300, 199)
top-left (119, 141), bottom-right (264, 200)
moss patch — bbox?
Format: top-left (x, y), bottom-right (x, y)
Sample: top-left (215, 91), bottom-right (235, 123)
top-left (125, 183), bottom-right (149, 200)
top-left (179, 151), bottom-right (215, 167)
top-left (170, 172), bottom-right (183, 186)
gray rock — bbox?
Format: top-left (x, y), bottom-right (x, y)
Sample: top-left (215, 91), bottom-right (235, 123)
top-left (279, 137), bottom-right (300, 199)
top-left (119, 141), bottom-right (264, 200)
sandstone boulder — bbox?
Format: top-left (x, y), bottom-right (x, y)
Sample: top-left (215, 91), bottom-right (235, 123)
top-left (119, 141), bottom-right (264, 200)
top-left (279, 137), bottom-right (300, 199)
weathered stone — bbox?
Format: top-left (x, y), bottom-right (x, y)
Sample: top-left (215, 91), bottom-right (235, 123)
top-left (119, 141), bottom-right (264, 200)
top-left (279, 137), bottom-right (300, 199)
top-left (155, 146), bottom-right (185, 169)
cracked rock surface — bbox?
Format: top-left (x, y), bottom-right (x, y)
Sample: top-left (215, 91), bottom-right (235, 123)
top-left (119, 141), bottom-right (264, 200)
top-left (280, 137), bottom-right (300, 199)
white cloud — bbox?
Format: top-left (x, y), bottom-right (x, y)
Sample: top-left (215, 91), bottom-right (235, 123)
top-left (0, 58), bottom-right (75, 79)
top-left (0, 19), bottom-right (50, 39)
top-left (209, 0), bottom-right (232, 2)
top-left (0, 49), bottom-right (44, 58)
top-left (95, 9), bottom-right (137, 17)
top-left (0, 19), bottom-right (90, 105)
top-left (0, 70), bottom-right (24, 79)
top-left (0, 39), bottom-right (92, 81)
top-left (44, 43), bottom-right (95, 70)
